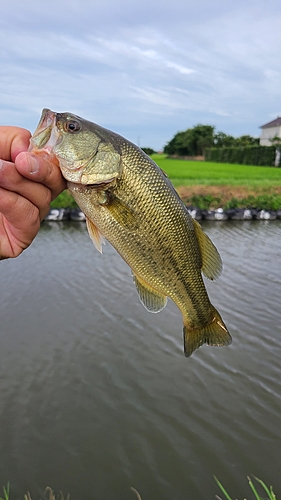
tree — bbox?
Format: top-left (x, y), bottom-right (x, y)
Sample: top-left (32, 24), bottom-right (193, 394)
top-left (214, 132), bottom-right (236, 148)
top-left (141, 147), bottom-right (156, 155)
top-left (214, 133), bottom-right (259, 148)
top-left (235, 135), bottom-right (259, 147)
top-left (163, 131), bottom-right (190, 155)
top-left (164, 126), bottom-right (259, 157)
top-left (164, 125), bottom-right (215, 156)
top-left (181, 125), bottom-right (215, 156)
top-left (269, 135), bottom-right (281, 146)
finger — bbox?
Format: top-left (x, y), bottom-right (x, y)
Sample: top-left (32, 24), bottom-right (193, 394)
top-left (0, 186), bottom-right (40, 258)
top-left (0, 186), bottom-right (39, 233)
top-left (0, 159), bottom-right (52, 220)
top-left (15, 151), bottom-right (67, 200)
top-left (0, 126), bottom-right (31, 162)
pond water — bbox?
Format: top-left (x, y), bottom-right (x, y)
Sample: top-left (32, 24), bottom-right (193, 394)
top-left (0, 220), bottom-right (280, 500)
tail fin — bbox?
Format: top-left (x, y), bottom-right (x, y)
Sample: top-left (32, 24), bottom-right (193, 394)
top-left (183, 307), bottom-right (232, 357)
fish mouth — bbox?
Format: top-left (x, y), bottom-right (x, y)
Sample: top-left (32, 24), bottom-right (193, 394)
top-left (29, 108), bottom-right (62, 153)
top-left (30, 109), bottom-right (119, 186)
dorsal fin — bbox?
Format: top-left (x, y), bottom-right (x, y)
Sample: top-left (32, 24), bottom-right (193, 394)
top-left (192, 219), bottom-right (222, 280)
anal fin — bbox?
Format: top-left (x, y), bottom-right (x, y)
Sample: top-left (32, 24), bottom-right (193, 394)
top-left (133, 274), bottom-right (167, 313)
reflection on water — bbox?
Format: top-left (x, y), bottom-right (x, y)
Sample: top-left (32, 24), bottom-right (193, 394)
top-left (0, 221), bottom-right (281, 499)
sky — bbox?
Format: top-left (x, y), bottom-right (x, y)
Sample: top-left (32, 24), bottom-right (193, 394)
top-left (1, 0), bottom-right (281, 151)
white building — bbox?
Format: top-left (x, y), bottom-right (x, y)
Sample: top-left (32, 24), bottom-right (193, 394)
top-left (260, 117), bottom-right (281, 146)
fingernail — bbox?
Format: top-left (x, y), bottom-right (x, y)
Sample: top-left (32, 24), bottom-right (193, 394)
top-left (28, 156), bottom-right (39, 174)
top-left (0, 160), bottom-right (3, 170)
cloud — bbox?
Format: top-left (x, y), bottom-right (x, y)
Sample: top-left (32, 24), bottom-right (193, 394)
top-left (1, 0), bottom-right (281, 149)
top-left (165, 62), bottom-right (195, 75)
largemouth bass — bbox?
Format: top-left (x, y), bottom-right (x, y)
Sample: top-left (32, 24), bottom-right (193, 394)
top-left (30, 109), bottom-right (232, 357)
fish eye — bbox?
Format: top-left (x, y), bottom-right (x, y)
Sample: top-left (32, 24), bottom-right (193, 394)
top-left (65, 120), bottom-right (81, 133)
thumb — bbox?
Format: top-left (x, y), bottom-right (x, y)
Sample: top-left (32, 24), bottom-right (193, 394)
top-left (15, 151), bottom-right (67, 200)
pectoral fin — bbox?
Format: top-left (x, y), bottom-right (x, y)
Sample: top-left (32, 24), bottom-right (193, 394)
top-left (106, 195), bottom-right (138, 230)
top-left (192, 219), bottom-right (222, 280)
top-left (133, 274), bottom-right (167, 313)
top-left (86, 217), bottom-right (105, 254)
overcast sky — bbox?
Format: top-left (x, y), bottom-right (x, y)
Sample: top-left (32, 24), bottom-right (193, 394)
top-left (1, 0), bottom-right (281, 150)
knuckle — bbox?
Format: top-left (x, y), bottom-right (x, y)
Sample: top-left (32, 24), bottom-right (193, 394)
top-left (39, 187), bottom-right (52, 210)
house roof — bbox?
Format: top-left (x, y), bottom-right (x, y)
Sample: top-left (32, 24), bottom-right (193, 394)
top-left (260, 117), bottom-right (281, 128)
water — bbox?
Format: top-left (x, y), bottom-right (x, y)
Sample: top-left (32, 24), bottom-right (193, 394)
top-left (0, 220), bottom-right (280, 500)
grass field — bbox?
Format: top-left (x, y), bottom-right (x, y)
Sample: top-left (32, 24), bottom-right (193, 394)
top-left (50, 155), bottom-right (281, 210)
top-left (151, 155), bottom-right (281, 209)
top-left (151, 155), bottom-right (281, 188)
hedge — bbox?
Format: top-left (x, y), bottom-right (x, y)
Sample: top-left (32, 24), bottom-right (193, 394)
top-left (205, 145), bottom-right (280, 166)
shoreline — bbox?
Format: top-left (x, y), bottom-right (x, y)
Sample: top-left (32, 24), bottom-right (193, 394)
top-left (48, 185), bottom-right (281, 222)
top-left (45, 206), bottom-right (281, 223)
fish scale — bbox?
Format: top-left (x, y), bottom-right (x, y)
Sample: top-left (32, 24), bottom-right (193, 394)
top-left (30, 109), bottom-right (232, 357)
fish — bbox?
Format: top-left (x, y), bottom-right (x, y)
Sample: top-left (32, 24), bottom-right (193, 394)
top-left (30, 108), bottom-right (232, 357)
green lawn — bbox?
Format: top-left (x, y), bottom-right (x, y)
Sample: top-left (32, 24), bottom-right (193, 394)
top-left (151, 155), bottom-right (281, 188)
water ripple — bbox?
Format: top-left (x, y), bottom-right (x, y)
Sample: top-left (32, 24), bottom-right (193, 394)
top-left (0, 221), bottom-right (281, 499)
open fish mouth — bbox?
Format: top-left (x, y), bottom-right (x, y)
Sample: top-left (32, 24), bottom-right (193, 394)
top-left (29, 108), bottom-right (62, 153)
top-left (30, 109), bottom-right (117, 186)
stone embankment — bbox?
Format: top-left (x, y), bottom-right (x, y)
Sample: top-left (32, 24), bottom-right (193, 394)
top-left (44, 206), bottom-right (281, 222)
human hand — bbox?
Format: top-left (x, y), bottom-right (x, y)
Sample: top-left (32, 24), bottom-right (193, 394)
top-left (0, 126), bottom-right (66, 259)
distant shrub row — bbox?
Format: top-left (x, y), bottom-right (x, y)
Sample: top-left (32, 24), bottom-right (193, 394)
top-left (205, 145), bottom-right (280, 167)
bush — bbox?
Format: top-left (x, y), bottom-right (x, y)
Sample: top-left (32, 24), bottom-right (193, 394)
top-left (205, 146), bottom-right (279, 167)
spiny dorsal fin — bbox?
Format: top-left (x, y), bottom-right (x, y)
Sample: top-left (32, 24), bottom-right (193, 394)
top-left (86, 217), bottom-right (105, 254)
top-left (133, 274), bottom-right (167, 313)
top-left (192, 219), bottom-right (222, 280)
